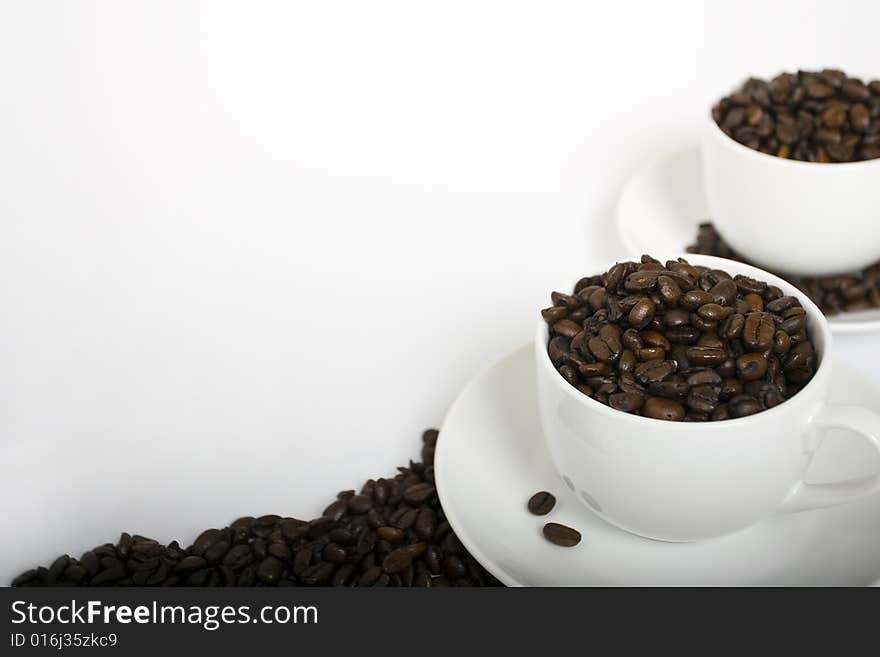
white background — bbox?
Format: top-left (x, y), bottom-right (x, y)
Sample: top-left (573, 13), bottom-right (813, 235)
top-left (1, 0), bottom-right (878, 580)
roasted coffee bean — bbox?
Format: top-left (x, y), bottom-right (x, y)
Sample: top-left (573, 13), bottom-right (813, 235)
top-left (665, 326), bottom-right (700, 344)
top-left (687, 384), bottom-right (720, 414)
top-left (687, 370), bottom-right (722, 387)
top-left (347, 495), bottom-right (372, 514)
top-left (552, 319), bottom-right (583, 339)
top-left (685, 346), bottom-right (727, 366)
top-left (682, 290), bottom-right (715, 310)
top-left (657, 275), bottom-right (682, 306)
top-left (634, 359), bottom-right (676, 383)
top-left (175, 556), bottom-right (207, 573)
top-left (743, 313), bottom-right (775, 350)
top-left (642, 396), bottom-right (686, 421)
top-left (527, 491), bottom-right (557, 516)
top-left (647, 380), bottom-right (690, 400)
top-left (628, 298), bottom-right (655, 328)
top-left (414, 507), bottom-right (436, 540)
top-left (608, 391), bottom-right (645, 412)
top-left (730, 395), bottom-right (763, 418)
top-left (714, 70), bottom-right (880, 162)
top-left (710, 279), bottom-right (738, 306)
top-left (719, 313), bottom-right (745, 339)
top-left (376, 526), bottom-right (404, 544)
top-left (697, 303), bottom-right (733, 321)
top-left (736, 353), bottom-right (769, 381)
top-left (257, 557), bottom-right (283, 583)
top-left (403, 483), bottom-right (436, 505)
top-left (637, 343), bottom-right (666, 361)
top-left (542, 523), bottom-right (582, 547)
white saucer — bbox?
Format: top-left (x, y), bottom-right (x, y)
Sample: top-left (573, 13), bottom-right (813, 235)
top-left (435, 344), bottom-right (880, 586)
top-left (615, 147), bottom-right (880, 334)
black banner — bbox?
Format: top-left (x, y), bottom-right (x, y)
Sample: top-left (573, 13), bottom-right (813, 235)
top-left (1, 587), bottom-right (877, 654)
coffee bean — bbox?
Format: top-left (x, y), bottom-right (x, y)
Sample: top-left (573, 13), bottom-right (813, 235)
top-left (608, 391), bottom-right (645, 412)
top-left (257, 557), bottom-right (283, 583)
top-left (657, 275), bottom-right (682, 306)
top-left (542, 523), bottom-right (582, 547)
top-left (402, 482), bottom-right (435, 506)
top-left (553, 319), bottom-right (582, 339)
top-left (730, 395), bottom-right (763, 418)
top-left (628, 298), bottom-right (655, 328)
top-left (697, 303), bottom-right (733, 321)
top-left (527, 491), bottom-right (557, 516)
top-left (736, 353), bottom-right (769, 381)
top-left (687, 384), bottom-right (720, 414)
top-left (685, 346), bottom-right (727, 366)
top-left (647, 381), bottom-right (690, 400)
top-left (642, 397), bottom-right (686, 421)
top-left (634, 359), bottom-right (676, 383)
top-left (347, 495), bottom-right (372, 514)
top-left (743, 313), bottom-right (775, 350)
top-left (323, 500), bottom-right (347, 522)
top-left (414, 507), bottom-right (436, 541)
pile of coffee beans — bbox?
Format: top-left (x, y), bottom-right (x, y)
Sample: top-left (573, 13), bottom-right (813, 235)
top-left (688, 222), bottom-right (880, 315)
top-left (12, 430), bottom-right (501, 587)
top-left (712, 69), bottom-right (880, 162)
top-left (541, 256), bottom-right (818, 421)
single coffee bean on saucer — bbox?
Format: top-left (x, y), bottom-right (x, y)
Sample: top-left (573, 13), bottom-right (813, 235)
top-left (712, 69), bottom-right (880, 162)
top-left (687, 222), bottom-right (880, 316)
top-left (527, 491), bottom-right (556, 516)
top-left (541, 255), bottom-right (819, 421)
top-left (542, 523), bottom-right (582, 547)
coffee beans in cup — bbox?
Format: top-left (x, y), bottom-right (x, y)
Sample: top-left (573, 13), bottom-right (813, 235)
top-left (712, 69), bottom-right (880, 162)
top-left (688, 222), bottom-right (880, 316)
top-left (541, 256), bottom-right (818, 421)
top-left (12, 429), bottom-right (501, 587)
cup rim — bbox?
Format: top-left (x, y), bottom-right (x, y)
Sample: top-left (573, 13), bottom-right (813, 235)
top-left (537, 253), bottom-right (832, 428)
top-left (705, 114), bottom-right (880, 170)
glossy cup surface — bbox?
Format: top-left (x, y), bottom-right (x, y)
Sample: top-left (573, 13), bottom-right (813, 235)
top-left (702, 117), bottom-right (880, 276)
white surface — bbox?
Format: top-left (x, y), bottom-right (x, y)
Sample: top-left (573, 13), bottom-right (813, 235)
top-left (702, 117), bottom-right (880, 276)
top-left (616, 147), bottom-right (880, 333)
top-left (1, 1), bottom-right (879, 581)
top-left (535, 254), bottom-right (880, 542)
top-left (436, 344), bottom-right (880, 585)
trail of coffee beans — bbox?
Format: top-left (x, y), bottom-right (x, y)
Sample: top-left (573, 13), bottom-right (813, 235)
top-left (12, 429), bottom-right (502, 587)
top-left (688, 223), bottom-right (880, 316)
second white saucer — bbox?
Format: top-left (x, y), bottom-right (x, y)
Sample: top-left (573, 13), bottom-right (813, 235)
top-left (615, 147), bottom-right (880, 333)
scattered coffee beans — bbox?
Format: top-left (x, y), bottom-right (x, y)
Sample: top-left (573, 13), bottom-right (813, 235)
top-left (542, 523), bottom-right (581, 548)
top-left (12, 429), bottom-right (501, 588)
top-left (527, 491), bottom-right (556, 516)
top-left (542, 255), bottom-right (818, 421)
top-left (712, 69), bottom-right (880, 162)
top-left (688, 223), bottom-right (880, 316)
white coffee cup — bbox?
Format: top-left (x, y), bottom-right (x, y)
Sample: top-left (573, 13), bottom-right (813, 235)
top-left (702, 115), bottom-right (880, 277)
top-left (535, 254), bottom-right (880, 542)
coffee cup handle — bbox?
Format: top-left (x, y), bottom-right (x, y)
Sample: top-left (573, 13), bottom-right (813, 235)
top-left (778, 405), bottom-right (880, 513)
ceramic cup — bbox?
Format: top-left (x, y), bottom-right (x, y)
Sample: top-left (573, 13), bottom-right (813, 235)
top-left (535, 254), bottom-right (880, 542)
top-left (702, 114), bottom-right (880, 277)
